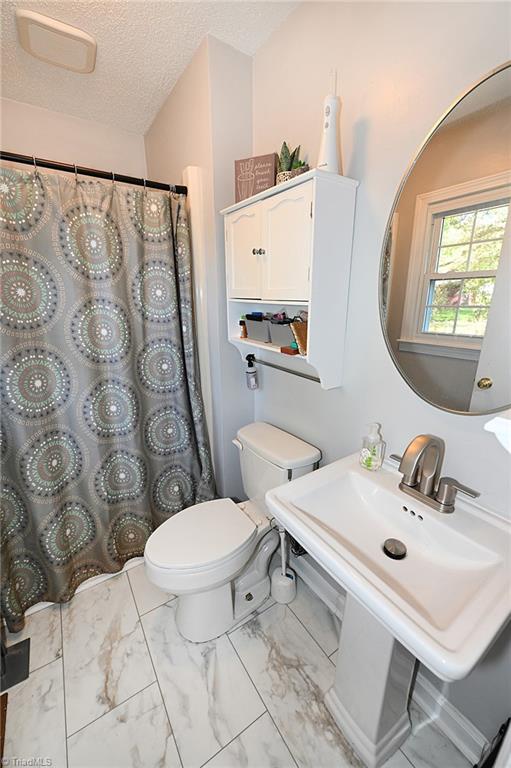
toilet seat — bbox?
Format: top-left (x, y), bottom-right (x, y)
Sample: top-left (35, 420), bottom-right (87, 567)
top-left (145, 498), bottom-right (260, 595)
top-left (145, 497), bottom-right (257, 572)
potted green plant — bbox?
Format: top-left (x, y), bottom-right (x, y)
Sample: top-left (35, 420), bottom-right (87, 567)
top-left (276, 142), bottom-right (309, 185)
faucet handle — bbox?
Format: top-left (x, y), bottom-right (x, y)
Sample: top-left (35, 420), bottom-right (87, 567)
top-left (435, 476), bottom-right (480, 512)
top-left (389, 454), bottom-right (402, 464)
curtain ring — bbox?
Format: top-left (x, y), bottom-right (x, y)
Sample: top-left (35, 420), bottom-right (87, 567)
top-left (143, 178), bottom-right (147, 195)
top-left (74, 164), bottom-right (78, 185)
top-left (111, 171), bottom-right (115, 185)
top-left (32, 155), bottom-right (38, 177)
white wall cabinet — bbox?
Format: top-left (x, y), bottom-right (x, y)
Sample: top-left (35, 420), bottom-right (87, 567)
top-left (261, 182), bottom-right (313, 301)
top-left (225, 203), bottom-right (262, 299)
top-left (222, 169), bottom-right (359, 389)
top-left (226, 182), bottom-right (313, 302)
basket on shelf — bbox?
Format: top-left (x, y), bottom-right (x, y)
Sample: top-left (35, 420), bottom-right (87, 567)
top-left (290, 321), bottom-right (308, 356)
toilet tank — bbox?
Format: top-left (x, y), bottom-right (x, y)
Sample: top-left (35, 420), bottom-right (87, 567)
top-left (234, 422), bottom-right (321, 508)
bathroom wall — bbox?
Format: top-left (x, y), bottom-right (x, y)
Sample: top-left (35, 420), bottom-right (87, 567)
top-left (144, 36), bottom-right (254, 498)
top-left (251, 1), bottom-right (511, 740)
top-left (0, 97), bottom-right (146, 176)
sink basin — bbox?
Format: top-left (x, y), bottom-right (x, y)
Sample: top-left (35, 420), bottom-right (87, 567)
top-left (266, 453), bottom-right (511, 682)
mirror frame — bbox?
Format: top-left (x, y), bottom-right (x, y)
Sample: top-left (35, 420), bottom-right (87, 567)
top-left (379, 59), bottom-right (511, 416)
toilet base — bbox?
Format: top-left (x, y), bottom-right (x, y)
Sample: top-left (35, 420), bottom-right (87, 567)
top-left (175, 529), bottom-right (279, 643)
top-left (176, 582), bottom-right (234, 642)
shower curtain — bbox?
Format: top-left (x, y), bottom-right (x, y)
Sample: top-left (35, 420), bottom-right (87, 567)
top-left (0, 165), bottom-right (216, 630)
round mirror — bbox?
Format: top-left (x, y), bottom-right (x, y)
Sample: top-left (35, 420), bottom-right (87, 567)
top-left (380, 62), bottom-right (511, 415)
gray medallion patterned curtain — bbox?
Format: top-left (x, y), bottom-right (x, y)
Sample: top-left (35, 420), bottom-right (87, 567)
top-left (0, 165), bottom-right (216, 631)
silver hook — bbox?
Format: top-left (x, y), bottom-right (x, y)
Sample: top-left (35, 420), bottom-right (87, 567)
top-left (74, 164), bottom-right (78, 185)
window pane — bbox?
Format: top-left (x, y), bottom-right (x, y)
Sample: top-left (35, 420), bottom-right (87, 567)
top-left (460, 277), bottom-right (495, 306)
top-left (469, 240), bottom-right (503, 271)
top-left (437, 244), bottom-right (469, 272)
top-left (423, 307), bottom-right (456, 334)
top-left (440, 211), bottom-right (475, 245)
top-left (428, 279), bottom-right (461, 306)
top-left (455, 307), bottom-right (489, 337)
top-left (473, 205), bottom-right (509, 241)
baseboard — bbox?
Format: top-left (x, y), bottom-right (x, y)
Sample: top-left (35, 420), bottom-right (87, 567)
top-left (290, 551), bottom-right (488, 766)
top-left (413, 671), bottom-right (488, 765)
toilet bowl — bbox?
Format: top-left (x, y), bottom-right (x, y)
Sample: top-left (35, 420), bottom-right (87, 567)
top-left (144, 422), bottom-right (321, 642)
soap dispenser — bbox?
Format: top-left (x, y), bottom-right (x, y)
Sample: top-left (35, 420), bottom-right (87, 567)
top-left (360, 423), bottom-right (386, 471)
top-left (245, 354), bottom-right (258, 390)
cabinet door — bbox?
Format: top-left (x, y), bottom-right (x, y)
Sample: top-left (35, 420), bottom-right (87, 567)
top-left (261, 182), bottom-right (313, 301)
top-left (225, 204), bottom-right (262, 299)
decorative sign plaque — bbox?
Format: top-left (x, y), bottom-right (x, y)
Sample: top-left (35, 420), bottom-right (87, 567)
top-left (235, 154), bottom-right (277, 202)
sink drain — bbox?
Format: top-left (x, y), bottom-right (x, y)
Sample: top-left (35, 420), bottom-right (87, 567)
top-left (383, 538), bottom-right (407, 560)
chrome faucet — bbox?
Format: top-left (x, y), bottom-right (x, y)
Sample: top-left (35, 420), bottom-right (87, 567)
top-left (391, 434), bottom-right (480, 513)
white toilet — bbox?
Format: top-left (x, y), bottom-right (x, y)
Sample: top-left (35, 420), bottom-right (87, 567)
top-left (144, 421), bottom-right (320, 642)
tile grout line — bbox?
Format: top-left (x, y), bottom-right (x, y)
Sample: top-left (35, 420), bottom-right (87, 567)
top-left (226, 598), bottom-right (276, 636)
top-left (59, 604), bottom-right (70, 768)
top-left (126, 571), bottom-right (185, 768)
top-left (399, 747), bottom-right (416, 768)
top-left (139, 596), bottom-right (177, 619)
top-left (227, 620), bottom-right (300, 768)
top-left (198, 710), bottom-right (269, 768)
top-left (128, 562), bottom-right (177, 619)
top-left (65, 680), bottom-right (156, 740)
top-left (288, 600), bottom-right (339, 664)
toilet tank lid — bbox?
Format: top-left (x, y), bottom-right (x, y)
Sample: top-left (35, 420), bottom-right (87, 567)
top-left (237, 422), bottom-right (321, 470)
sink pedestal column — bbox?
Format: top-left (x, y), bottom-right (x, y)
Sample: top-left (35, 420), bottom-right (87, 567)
top-left (325, 594), bottom-right (415, 768)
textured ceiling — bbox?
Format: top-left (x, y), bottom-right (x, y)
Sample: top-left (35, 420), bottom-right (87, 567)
top-left (0, 1), bottom-right (296, 133)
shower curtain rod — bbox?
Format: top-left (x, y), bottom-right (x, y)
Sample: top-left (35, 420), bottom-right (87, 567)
top-left (0, 150), bottom-right (187, 195)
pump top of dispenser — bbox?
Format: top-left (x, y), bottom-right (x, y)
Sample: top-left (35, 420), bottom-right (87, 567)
top-left (367, 423), bottom-right (382, 444)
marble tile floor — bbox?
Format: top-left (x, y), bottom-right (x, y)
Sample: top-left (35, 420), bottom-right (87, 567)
top-left (4, 564), bottom-right (472, 768)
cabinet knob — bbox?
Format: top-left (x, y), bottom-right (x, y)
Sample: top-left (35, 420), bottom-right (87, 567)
top-left (477, 377), bottom-right (493, 390)
top-left (252, 248), bottom-right (257, 255)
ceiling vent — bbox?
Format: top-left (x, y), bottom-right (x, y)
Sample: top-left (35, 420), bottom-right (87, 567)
top-left (16, 9), bottom-right (96, 74)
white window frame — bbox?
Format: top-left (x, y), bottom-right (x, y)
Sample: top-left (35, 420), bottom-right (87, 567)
top-left (399, 171), bottom-right (511, 361)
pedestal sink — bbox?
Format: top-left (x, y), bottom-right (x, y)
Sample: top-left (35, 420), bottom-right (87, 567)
top-left (266, 453), bottom-right (511, 767)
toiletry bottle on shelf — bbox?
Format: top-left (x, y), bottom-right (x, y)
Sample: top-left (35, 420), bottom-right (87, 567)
top-left (360, 423), bottom-right (386, 471)
top-left (246, 355), bottom-right (258, 390)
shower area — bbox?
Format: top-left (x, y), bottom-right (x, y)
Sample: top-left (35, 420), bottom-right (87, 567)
top-left (0, 154), bottom-right (216, 654)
